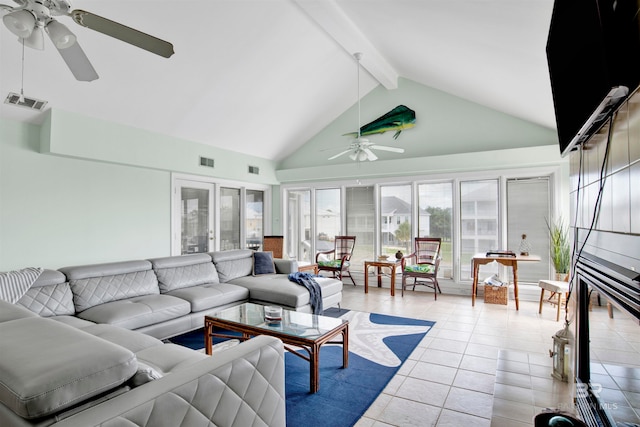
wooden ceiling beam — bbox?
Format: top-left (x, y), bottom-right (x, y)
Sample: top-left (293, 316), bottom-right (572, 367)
top-left (294, 0), bottom-right (398, 90)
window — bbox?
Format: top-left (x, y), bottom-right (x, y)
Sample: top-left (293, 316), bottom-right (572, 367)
top-left (282, 168), bottom-right (559, 285)
top-left (506, 178), bottom-right (551, 282)
top-left (418, 182), bottom-right (453, 278)
top-left (316, 188), bottom-right (341, 254)
top-left (287, 190), bottom-right (311, 262)
top-left (380, 185), bottom-right (412, 257)
top-left (460, 180), bottom-right (499, 279)
top-left (246, 189), bottom-right (264, 250)
top-left (220, 187), bottom-right (241, 250)
top-left (346, 186), bottom-right (374, 270)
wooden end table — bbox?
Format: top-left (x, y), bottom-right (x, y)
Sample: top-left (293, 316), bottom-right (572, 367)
top-left (204, 303), bottom-right (348, 393)
top-left (364, 259), bottom-right (401, 296)
top-left (471, 253), bottom-right (541, 310)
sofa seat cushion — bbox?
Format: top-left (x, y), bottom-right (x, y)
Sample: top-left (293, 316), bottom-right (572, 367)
top-left (81, 324), bottom-right (164, 353)
top-left (77, 294), bottom-right (191, 330)
top-left (166, 283), bottom-right (249, 312)
top-left (0, 300), bottom-right (38, 323)
top-left (0, 317), bottom-right (137, 419)
top-left (49, 315), bottom-right (97, 329)
top-left (228, 275), bottom-right (342, 308)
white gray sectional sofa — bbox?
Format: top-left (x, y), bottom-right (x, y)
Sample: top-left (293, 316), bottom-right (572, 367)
top-left (0, 249), bottom-right (343, 427)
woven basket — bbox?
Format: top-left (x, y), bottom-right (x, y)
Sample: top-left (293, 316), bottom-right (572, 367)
top-left (484, 284), bottom-right (508, 305)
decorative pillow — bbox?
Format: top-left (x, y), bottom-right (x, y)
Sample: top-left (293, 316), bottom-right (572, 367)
top-left (404, 264), bottom-right (435, 274)
top-left (253, 251), bottom-right (276, 275)
top-left (130, 361), bottom-right (163, 387)
top-left (0, 267), bottom-right (43, 303)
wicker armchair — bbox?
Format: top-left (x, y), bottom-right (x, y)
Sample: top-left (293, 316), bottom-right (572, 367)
top-left (401, 237), bottom-right (442, 299)
top-left (315, 236), bottom-right (357, 285)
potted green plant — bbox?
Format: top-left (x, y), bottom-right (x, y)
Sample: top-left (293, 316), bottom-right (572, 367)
top-left (546, 217), bottom-right (571, 281)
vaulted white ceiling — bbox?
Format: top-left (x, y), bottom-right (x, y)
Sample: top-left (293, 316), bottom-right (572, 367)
top-left (0, 0), bottom-right (557, 162)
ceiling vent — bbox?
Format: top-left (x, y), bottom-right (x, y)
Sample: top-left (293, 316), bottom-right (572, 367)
top-left (248, 165), bottom-right (260, 175)
top-left (4, 92), bottom-right (48, 111)
top-left (199, 156), bottom-right (214, 168)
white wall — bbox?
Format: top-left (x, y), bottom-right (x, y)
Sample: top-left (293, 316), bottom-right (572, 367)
top-left (1, 119), bottom-right (170, 270)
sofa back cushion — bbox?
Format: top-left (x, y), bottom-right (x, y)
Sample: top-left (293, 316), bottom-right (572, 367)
top-left (60, 260), bottom-right (159, 313)
top-left (0, 317), bottom-right (137, 419)
top-left (148, 254), bottom-right (219, 293)
top-left (210, 250), bottom-right (254, 282)
top-left (16, 269), bottom-right (75, 317)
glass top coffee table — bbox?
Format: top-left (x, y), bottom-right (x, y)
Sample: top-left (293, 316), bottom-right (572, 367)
top-left (204, 303), bottom-right (349, 393)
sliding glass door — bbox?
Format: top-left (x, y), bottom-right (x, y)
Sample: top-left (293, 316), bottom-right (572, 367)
top-left (172, 175), bottom-right (269, 255)
top-left (174, 179), bottom-right (214, 255)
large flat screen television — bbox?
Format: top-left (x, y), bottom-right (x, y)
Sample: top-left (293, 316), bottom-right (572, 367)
top-left (546, 0), bottom-right (640, 157)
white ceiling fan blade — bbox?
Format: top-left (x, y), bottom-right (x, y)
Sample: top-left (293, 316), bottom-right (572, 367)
top-left (371, 145), bottom-right (405, 153)
top-left (363, 148), bottom-right (378, 161)
top-left (55, 40), bottom-right (99, 81)
top-left (328, 149), bottom-right (352, 160)
top-left (71, 9), bottom-right (174, 58)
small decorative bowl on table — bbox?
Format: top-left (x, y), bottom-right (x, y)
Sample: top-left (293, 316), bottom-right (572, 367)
top-left (377, 255), bottom-right (389, 261)
top-left (264, 306), bottom-right (282, 326)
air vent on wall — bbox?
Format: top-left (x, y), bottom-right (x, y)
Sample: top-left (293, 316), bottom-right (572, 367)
top-left (4, 92), bottom-right (48, 111)
top-left (248, 165), bottom-right (260, 175)
top-left (199, 156), bottom-right (214, 168)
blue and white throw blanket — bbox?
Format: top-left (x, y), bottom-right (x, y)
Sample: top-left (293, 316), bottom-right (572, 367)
top-left (0, 267), bottom-right (43, 303)
top-left (288, 272), bottom-right (323, 315)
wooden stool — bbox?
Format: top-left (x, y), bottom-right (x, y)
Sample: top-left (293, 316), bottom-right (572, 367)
top-left (538, 279), bottom-right (570, 321)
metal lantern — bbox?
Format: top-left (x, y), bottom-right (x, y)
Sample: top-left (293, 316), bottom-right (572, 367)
top-left (549, 322), bottom-right (571, 382)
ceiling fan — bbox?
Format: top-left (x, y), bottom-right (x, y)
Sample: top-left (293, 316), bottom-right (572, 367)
top-left (328, 52), bottom-right (405, 162)
top-left (0, 0), bottom-right (174, 82)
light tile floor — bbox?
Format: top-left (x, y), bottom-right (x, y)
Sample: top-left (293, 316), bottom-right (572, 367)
top-left (337, 280), bottom-right (639, 427)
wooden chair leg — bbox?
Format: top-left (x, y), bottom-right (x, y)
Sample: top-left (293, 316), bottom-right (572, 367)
top-left (539, 289), bottom-right (545, 315)
top-left (556, 291), bottom-right (562, 322)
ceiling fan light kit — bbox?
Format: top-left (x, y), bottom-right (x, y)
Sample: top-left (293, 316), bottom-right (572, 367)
top-left (3, 8), bottom-right (34, 37)
top-left (0, 0), bottom-right (175, 81)
top-left (23, 24), bottom-right (43, 49)
top-left (46, 19), bottom-right (76, 49)
top-left (328, 52), bottom-right (406, 163)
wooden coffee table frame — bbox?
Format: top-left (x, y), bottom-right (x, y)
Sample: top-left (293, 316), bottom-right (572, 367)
top-left (204, 313), bottom-right (348, 393)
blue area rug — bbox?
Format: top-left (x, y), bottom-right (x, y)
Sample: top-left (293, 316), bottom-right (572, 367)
top-left (170, 308), bottom-right (434, 427)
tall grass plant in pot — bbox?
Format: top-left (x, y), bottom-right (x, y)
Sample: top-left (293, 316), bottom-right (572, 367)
top-left (547, 217), bottom-right (571, 281)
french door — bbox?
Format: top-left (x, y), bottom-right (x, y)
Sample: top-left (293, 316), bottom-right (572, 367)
top-left (172, 179), bottom-right (215, 255)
